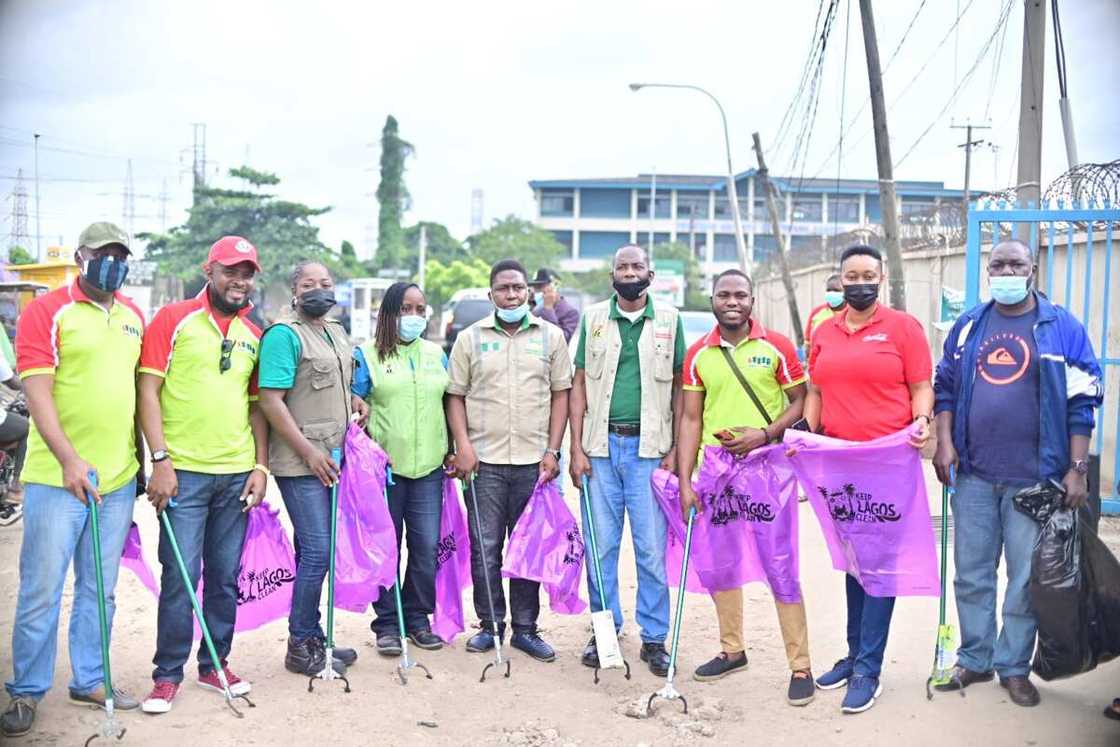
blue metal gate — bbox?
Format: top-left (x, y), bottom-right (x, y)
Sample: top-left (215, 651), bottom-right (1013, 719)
top-left (965, 200), bottom-right (1120, 514)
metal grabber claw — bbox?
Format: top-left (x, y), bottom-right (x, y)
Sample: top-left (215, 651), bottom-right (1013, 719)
top-left (309, 448), bottom-right (351, 694)
top-left (645, 506), bottom-right (696, 716)
top-left (466, 477), bottom-right (512, 683)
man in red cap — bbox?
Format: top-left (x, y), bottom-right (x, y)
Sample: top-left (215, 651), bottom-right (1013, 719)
top-left (137, 236), bottom-right (269, 714)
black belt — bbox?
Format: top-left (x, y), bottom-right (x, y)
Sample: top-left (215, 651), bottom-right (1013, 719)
top-left (608, 423), bottom-right (640, 436)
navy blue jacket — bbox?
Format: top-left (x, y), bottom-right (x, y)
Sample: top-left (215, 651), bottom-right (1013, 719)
top-left (933, 291), bottom-right (1103, 480)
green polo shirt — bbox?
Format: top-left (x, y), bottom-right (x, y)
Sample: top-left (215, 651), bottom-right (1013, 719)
top-left (575, 296), bottom-right (686, 424)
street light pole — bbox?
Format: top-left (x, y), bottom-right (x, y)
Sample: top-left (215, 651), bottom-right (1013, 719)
top-left (629, 83), bottom-right (750, 273)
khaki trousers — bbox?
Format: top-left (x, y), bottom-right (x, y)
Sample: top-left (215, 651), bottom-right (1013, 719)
top-left (712, 588), bottom-right (811, 672)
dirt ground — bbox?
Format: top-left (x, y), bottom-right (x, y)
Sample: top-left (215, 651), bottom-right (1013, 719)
top-left (1, 465), bottom-right (1118, 746)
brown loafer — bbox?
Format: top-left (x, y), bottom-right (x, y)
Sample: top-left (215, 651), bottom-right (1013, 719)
top-left (1000, 675), bottom-right (1040, 707)
top-left (933, 665), bottom-right (994, 691)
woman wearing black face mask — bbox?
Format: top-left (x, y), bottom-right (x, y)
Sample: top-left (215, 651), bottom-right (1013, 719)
top-left (256, 260), bottom-right (370, 677)
top-left (801, 244), bottom-right (935, 715)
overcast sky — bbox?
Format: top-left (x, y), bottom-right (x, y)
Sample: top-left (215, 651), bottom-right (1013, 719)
top-left (2, 0), bottom-right (1117, 261)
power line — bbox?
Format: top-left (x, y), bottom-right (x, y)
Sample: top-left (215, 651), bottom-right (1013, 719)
top-left (771, 0), bottom-right (833, 162)
top-left (834, 0), bottom-right (852, 238)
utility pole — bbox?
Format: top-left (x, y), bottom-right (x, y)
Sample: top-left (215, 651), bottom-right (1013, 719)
top-left (858, 0), bottom-right (906, 311)
top-left (648, 168), bottom-right (657, 264)
top-left (159, 178), bottom-right (170, 231)
top-left (191, 123), bottom-right (207, 194)
top-left (1016, 0), bottom-right (1045, 237)
top-left (951, 121), bottom-right (990, 236)
top-left (33, 133), bottom-right (41, 261)
top-left (122, 159), bottom-right (135, 245)
top-left (752, 132), bottom-right (805, 347)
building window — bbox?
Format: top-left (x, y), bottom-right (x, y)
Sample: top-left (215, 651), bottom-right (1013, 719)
top-left (900, 199), bottom-right (936, 224)
top-left (540, 189), bottom-right (574, 217)
top-left (753, 234), bottom-right (780, 261)
top-left (550, 230), bottom-right (573, 255)
top-left (713, 234), bottom-right (742, 262)
top-left (830, 196), bottom-right (860, 222)
top-left (790, 235), bottom-right (821, 253)
top-left (640, 232), bottom-right (672, 249)
top-left (579, 231), bottom-right (631, 259)
top-left (637, 189), bottom-right (671, 219)
top-left (579, 188), bottom-right (631, 218)
top-left (690, 232), bottom-right (708, 260)
top-left (714, 196), bottom-right (746, 220)
top-left (791, 194), bottom-right (823, 222)
top-left (676, 193), bottom-right (709, 220)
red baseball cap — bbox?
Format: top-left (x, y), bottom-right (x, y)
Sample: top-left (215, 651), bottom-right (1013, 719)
top-left (206, 236), bottom-right (262, 273)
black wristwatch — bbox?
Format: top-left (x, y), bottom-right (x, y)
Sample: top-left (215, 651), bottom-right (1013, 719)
top-left (1071, 459), bottom-right (1089, 476)
top-left (151, 449), bottom-right (171, 463)
top-left (544, 448), bottom-right (561, 461)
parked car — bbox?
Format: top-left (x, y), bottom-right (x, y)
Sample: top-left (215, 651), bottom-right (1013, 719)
top-left (443, 296), bottom-right (494, 355)
top-left (679, 310), bottom-right (715, 347)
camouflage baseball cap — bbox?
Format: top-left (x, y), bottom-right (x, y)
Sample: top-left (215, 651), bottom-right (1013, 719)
top-left (78, 221), bottom-right (131, 253)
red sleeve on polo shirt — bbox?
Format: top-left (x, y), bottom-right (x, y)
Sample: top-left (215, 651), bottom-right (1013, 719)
top-left (15, 288), bottom-right (67, 376)
top-left (681, 337), bottom-right (708, 390)
top-left (140, 299), bottom-right (198, 376)
top-left (898, 312), bottom-right (933, 384)
top-left (240, 315), bottom-right (263, 399)
top-left (765, 330), bottom-right (806, 388)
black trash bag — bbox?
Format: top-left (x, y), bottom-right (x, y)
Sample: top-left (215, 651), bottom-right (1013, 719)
top-left (1012, 479), bottom-right (1066, 524)
top-left (1030, 506), bottom-right (1120, 681)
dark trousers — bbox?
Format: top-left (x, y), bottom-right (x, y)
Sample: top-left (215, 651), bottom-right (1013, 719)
top-left (277, 475), bottom-right (331, 641)
top-left (845, 573), bottom-right (896, 679)
top-left (153, 470), bottom-right (249, 682)
top-left (371, 468), bottom-right (443, 635)
top-left (465, 462), bottom-right (540, 633)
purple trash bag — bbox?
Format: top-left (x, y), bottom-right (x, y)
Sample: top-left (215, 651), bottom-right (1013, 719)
top-left (502, 478), bottom-right (588, 615)
top-left (121, 522), bottom-right (160, 598)
top-left (784, 425), bottom-right (939, 597)
top-left (335, 423), bottom-right (399, 613)
top-left (231, 500), bottom-right (297, 633)
top-left (653, 444), bottom-right (801, 602)
top-left (432, 478), bottom-right (473, 643)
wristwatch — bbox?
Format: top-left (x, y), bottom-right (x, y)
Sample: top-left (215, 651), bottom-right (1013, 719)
top-left (544, 448), bottom-right (561, 461)
top-left (1071, 459), bottom-right (1089, 475)
top-left (151, 449), bottom-right (170, 463)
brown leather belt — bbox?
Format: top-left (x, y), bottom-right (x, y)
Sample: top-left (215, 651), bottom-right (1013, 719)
top-left (607, 423), bottom-right (640, 436)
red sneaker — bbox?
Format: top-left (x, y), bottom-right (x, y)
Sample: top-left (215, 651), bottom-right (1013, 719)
top-left (198, 667), bottom-right (251, 696)
top-left (141, 681), bottom-right (180, 714)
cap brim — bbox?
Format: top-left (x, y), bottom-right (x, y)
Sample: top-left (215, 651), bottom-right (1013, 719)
top-left (83, 240), bottom-right (132, 254)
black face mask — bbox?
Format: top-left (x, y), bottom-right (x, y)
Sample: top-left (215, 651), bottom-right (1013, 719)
top-left (296, 288), bottom-right (336, 318)
top-left (843, 283), bottom-right (880, 312)
top-left (209, 284), bottom-right (247, 317)
top-left (613, 277), bottom-right (650, 302)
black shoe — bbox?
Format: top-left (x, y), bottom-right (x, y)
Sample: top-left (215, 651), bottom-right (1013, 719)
top-left (1, 695), bottom-right (35, 738)
top-left (284, 636), bottom-right (345, 675)
top-left (510, 628), bottom-right (556, 662)
top-left (787, 670), bottom-right (815, 706)
top-left (408, 629), bottom-right (444, 650)
top-left (581, 636), bottom-right (599, 668)
top-left (693, 651), bottom-right (748, 682)
top-left (933, 665), bottom-right (994, 692)
top-left (640, 642), bottom-right (670, 677)
top-left (466, 622), bottom-right (506, 653)
top-left (1000, 675), bottom-right (1041, 707)
top-left (375, 633), bottom-right (402, 657)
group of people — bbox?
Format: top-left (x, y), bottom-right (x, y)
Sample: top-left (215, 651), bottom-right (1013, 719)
top-left (0, 219), bottom-right (1106, 738)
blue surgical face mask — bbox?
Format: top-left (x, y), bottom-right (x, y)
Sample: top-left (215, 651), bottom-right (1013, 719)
top-left (398, 314), bottom-right (426, 342)
top-left (990, 275), bottom-right (1030, 305)
top-left (824, 290), bottom-right (845, 309)
top-left (82, 255), bottom-right (129, 292)
top-left (533, 291), bottom-right (544, 307)
top-left (496, 302), bottom-right (529, 324)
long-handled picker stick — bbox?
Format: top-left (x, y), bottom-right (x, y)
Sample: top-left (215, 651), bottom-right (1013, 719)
top-left (84, 472), bottom-right (126, 746)
top-left (310, 447), bottom-right (350, 693)
top-left (388, 469), bottom-right (432, 685)
top-left (647, 506), bottom-right (696, 716)
top-left (465, 476), bottom-right (510, 683)
top-left (160, 503), bottom-right (255, 716)
top-left (927, 466), bottom-right (962, 699)
top-left (579, 474), bottom-right (631, 684)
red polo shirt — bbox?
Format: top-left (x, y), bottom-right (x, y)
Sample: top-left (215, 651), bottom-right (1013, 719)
top-left (808, 304), bottom-right (932, 441)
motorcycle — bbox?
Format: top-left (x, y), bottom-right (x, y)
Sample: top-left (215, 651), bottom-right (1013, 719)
top-left (0, 392), bottom-right (28, 526)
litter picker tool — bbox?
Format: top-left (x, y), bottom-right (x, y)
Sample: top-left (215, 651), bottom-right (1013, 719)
top-left (465, 475), bottom-right (510, 682)
top-left (647, 506), bottom-right (696, 716)
top-left (84, 472), bottom-right (126, 746)
top-left (927, 466), bottom-right (962, 699)
top-left (386, 469), bottom-right (432, 685)
top-left (159, 497), bottom-right (255, 717)
top-left (579, 474), bottom-right (631, 684)
top-left (309, 447), bottom-right (351, 693)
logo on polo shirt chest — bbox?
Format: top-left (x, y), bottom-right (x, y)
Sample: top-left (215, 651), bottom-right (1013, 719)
top-left (120, 322), bottom-right (143, 340)
top-left (862, 333), bottom-right (888, 343)
top-left (745, 354), bottom-right (772, 368)
top-left (235, 339), bottom-right (257, 356)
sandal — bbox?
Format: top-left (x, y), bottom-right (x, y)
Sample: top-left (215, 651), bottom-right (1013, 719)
top-left (1105, 698), bottom-right (1120, 722)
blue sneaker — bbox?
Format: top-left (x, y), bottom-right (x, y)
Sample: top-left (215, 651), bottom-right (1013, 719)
top-left (841, 675), bottom-right (883, 714)
top-left (510, 629), bottom-right (556, 662)
top-left (466, 622), bottom-right (505, 653)
top-left (816, 657), bottom-right (854, 690)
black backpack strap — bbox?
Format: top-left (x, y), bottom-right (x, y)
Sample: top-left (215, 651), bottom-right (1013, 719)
top-left (719, 347), bottom-right (773, 425)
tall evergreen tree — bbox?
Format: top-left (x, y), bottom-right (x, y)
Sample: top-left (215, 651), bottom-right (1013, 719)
top-left (375, 115), bottom-right (413, 271)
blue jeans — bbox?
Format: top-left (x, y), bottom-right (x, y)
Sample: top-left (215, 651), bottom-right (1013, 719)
top-left (951, 472), bottom-right (1042, 677)
top-left (372, 468), bottom-right (443, 635)
top-left (153, 471), bottom-right (248, 683)
top-left (6, 479), bottom-right (136, 699)
top-left (845, 574), bottom-right (896, 678)
top-left (277, 475), bottom-right (334, 640)
top-left (583, 433), bottom-right (669, 643)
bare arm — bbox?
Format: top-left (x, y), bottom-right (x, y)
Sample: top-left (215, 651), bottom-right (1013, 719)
top-left (258, 387), bottom-right (338, 486)
top-left (138, 372), bottom-right (178, 511)
top-left (908, 380), bottom-right (935, 448)
top-left (540, 388), bottom-right (568, 481)
top-left (568, 370), bottom-right (590, 482)
top-left (446, 393), bottom-right (477, 478)
top-left (676, 388), bottom-right (704, 519)
top-left (660, 372), bottom-right (684, 472)
top-left (23, 374), bottom-right (99, 503)
top-left (933, 411), bottom-right (957, 485)
top-left (803, 382), bottom-right (822, 433)
top-left (238, 402), bottom-right (270, 510)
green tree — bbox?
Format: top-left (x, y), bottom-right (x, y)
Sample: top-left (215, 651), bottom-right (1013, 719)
top-left (375, 115), bottom-right (413, 271)
top-left (405, 221), bottom-right (464, 265)
top-left (466, 216), bottom-right (566, 272)
top-left (422, 256), bottom-right (490, 310)
top-left (7, 246), bottom-right (35, 265)
top-left (141, 165), bottom-right (332, 290)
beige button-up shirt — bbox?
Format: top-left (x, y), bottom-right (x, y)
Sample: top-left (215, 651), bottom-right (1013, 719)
top-left (447, 312), bottom-right (572, 466)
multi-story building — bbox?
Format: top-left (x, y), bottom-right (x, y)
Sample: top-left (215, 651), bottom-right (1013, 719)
top-left (528, 170), bottom-right (970, 275)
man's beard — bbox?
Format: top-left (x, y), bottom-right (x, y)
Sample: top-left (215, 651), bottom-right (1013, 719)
top-left (209, 284), bottom-right (248, 316)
